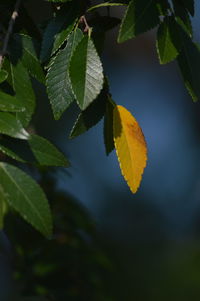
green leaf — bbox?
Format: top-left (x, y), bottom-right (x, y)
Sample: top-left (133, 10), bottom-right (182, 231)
top-left (10, 60), bottom-right (36, 127)
top-left (28, 134), bottom-right (70, 166)
top-left (156, 0), bottom-right (170, 16)
top-left (177, 33), bottom-right (200, 102)
top-left (51, 8), bottom-right (78, 56)
top-left (104, 98), bottom-right (115, 155)
top-left (0, 112), bottom-right (29, 139)
top-left (118, 0), bottom-right (160, 43)
top-left (46, 29), bottom-right (83, 120)
top-left (0, 162), bottom-right (52, 237)
top-left (0, 143), bottom-right (25, 162)
top-left (156, 17), bottom-right (179, 64)
top-left (70, 87), bottom-right (108, 139)
top-left (181, 0), bottom-right (194, 16)
top-left (0, 91), bottom-right (25, 112)
top-left (11, 34), bottom-right (45, 84)
top-left (172, 1), bottom-right (193, 37)
top-left (69, 36), bottom-right (104, 110)
top-left (0, 69), bottom-right (8, 84)
top-left (40, 4), bottom-right (78, 62)
top-left (87, 2), bottom-right (125, 12)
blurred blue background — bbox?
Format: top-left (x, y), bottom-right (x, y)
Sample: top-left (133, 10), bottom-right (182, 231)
top-left (48, 2), bottom-right (200, 299)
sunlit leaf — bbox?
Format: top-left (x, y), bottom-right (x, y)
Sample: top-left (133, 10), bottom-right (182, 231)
top-left (113, 105), bottom-right (147, 193)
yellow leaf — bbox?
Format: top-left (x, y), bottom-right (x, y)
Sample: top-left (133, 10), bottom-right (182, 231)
top-left (113, 105), bottom-right (147, 193)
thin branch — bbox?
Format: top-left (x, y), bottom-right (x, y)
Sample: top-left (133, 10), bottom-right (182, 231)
top-left (80, 15), bottom-right (90, 33)
top-left (0, 0), bottom-right (21, 67)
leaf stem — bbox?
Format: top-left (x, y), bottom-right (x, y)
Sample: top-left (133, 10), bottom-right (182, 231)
top-left (80, 15), bottom-right (91, 34)
top-left (0, 0), bottom-right (21, 68)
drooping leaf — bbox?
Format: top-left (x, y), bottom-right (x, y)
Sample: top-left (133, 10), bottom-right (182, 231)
top-left (172, 1), bottom-right (193, 37)
top-left (70, 87), bottom-right (108, 138)
top-left (177, 34), bottom-right (200, 102)
top-left (156, 17), bottom-right (179, 64)
top-left (51, 13), bottom-right (78, 56)
top-left (0, 143), bottom-right (25, 162)
top-left (0, 162), bottom-right (52, 237)
top-left (118, 0), bottom-right (160, 43)
top-left (10, 60), bottom-right (35, 127)
top-left (104, 97), bottom-right (115, 155)
top-left (11, 34), bottom-right (45, 83)
top-left (69, 36), bottom-right (104, 110)
top-left (46, 29), bottom-right (83, 120)
top-left (0, 112), bottom-right (29, 139)
top-left (180, 0), bottom-right (194, 16)
top-left (156, 0), bottom-right (170, 16)
top-left (40, 3), bottom-right (78, 62)
top-left (113, 105), bottom-right (147, 193)
top-left (28, 134), bottom-right (70, 166)
top-left (87, 2), bottom-right (125, 12)
top-left (0, 69), bottom-right (8, 84)
top-left (0, 91), bottom-right (25, 112)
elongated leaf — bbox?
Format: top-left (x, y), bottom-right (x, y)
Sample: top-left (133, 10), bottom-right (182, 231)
top-left (46, 29), bottom-right (83, 120)
top-left (11, 34), bottom-right (45, 83)
top-left (0, 69), bottom-right (8, 84)
top-left (181, 0), bottom-right (194, 16)
top-left (69, 36), bottom-right (104, 110)
top-left (0, 91), bottom-right (25, 112)
top-left (156, 17), bottom-right (179, 64)
top-left (113, 105), bottom-right (147, 193)
top-left (87, 2), bottom-right (125, 12)
top-left (172, 2), bottom-right (192, 37)
top-left (118, 0), bottom-right (159, 43)
top-left (177, 34), bottom-right (200, 102)
top-left (104, 98), bottom-right (115, 155)
top-left (70, 87), bottom-right (107, 138)
top-left (28, 134), bottom-right (70, 166)
top-left (52, 14), bottom-right (78, 56)
top-left (0, 143), bottom-right (25, 162)
top-left (0, 162), bottom-right (52, 237)
top-left (10, 60), bottom-right (35, 127)
top-left (40, 4), bottom-right (78, 62)
top-left (156, 0), bottom-right (170, 16)
top-left (0, 112), bottom-right (29, 139)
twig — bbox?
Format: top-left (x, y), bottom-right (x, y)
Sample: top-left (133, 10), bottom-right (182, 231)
top-left (0, 0), bottom-right (21, 68)
top-left (80, 15), bottom-right (90, 33)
